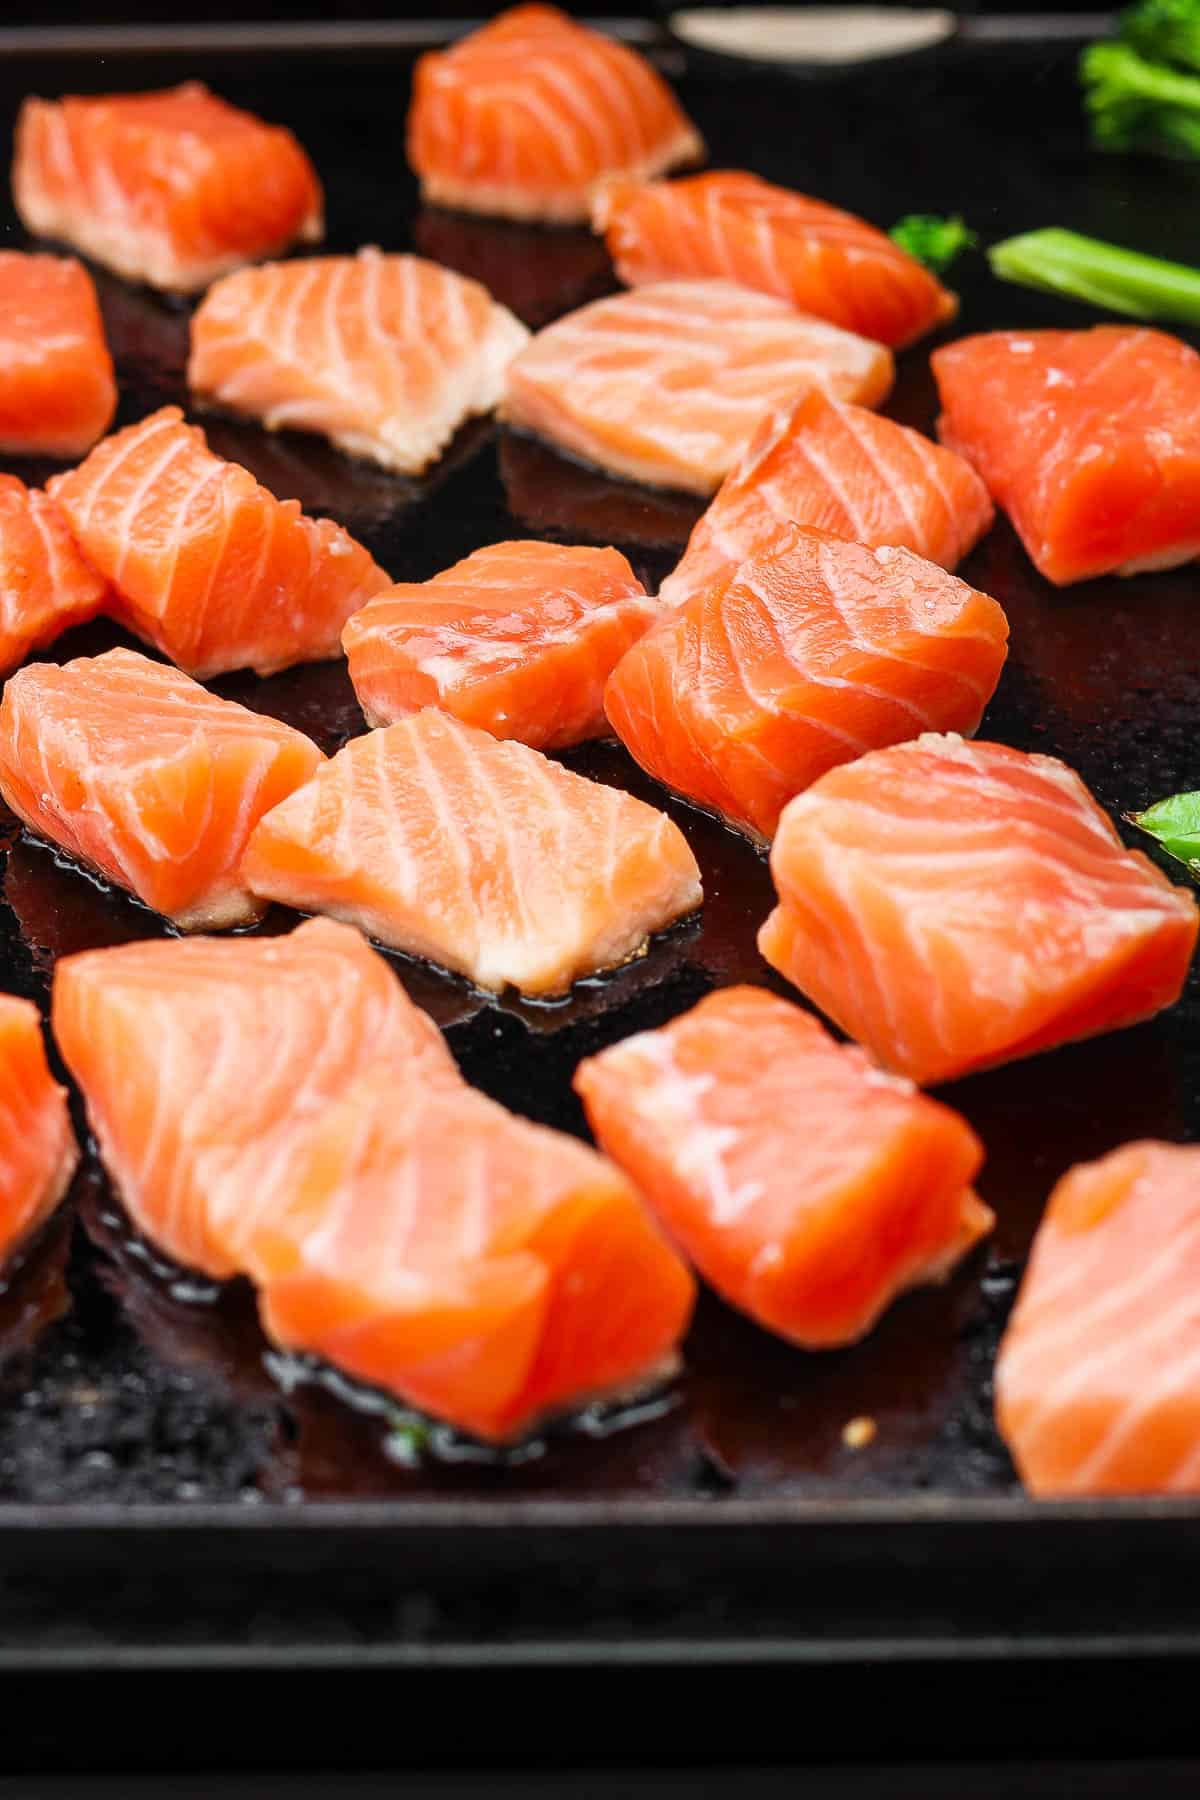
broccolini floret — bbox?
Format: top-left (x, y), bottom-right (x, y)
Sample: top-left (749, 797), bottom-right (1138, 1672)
top-left (888, 213), bottom-right (977, 273)
top-left (1081, 40), bottom-right (1200, 156)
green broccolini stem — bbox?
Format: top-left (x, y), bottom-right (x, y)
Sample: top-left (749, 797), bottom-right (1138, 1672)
top-left (988, 227), bottom-right (1200, 325)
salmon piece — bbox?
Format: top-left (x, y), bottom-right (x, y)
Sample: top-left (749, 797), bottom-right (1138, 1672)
top-left (759, 733), bottom-right (1199, 1086)
top-left (52, 919), bottom-right (692, 1437)
top-left (187, 249), bottom-right (529, 476)
top-left (51, 918), bottom-right (458, 1279)
top-left (605, 525), bottom-right (1009, 843)
top-left (594, 172), bottom-right (958, 350)
top-left (933, 327), bottom-right (1200, 586)
top-left (13, 82), bottom-right (322, 294)
top-left (995, 1142), bottom-right (1200, 1496)
top-left (0, 996), bottom-right (78, 1273)
top-left (342, 540), bottom-right (657, 748)
top-left (659, 390), bottom-right (994, 610)
top-left (407, 4), bottom-right (703, 225)
top-left (502, 279), bottom-right (894, 495)
top-left (253, 1070), bottom-right (696, 1442)
top-left (0, 252), bottom-right (116, 457)
top-left (0, 647), bottom-right (324, 930)
top-left (241, 708), bottom-right (702, 996)
top-left (0, 475), bottom-right (109, 674)
top-left (576, 986), bottom-right (990, 1348)
top-left (47, 407), bottom-right (389, 678)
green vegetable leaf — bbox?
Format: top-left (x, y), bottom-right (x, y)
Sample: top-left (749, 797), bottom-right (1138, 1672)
top-left (385, 1412), bottom-right (432, 1465)
top-left (1081, 40), bottom-right (1200, 159)
top-left (1121, 0), bottom-right (1200, 74)
top-left (888, 213), bottom-right (977, 274)
top-left (1129, 791), bottom-right (1200, 874)
top-left (988, 226), bottom-right (1200, 326)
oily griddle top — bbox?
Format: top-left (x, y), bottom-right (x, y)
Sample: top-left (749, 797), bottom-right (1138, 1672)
top-left (0, 32), bottom-right (1198, 1514)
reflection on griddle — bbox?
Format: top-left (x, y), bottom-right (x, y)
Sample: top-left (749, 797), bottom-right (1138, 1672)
top-left (92, 272), bottom-right (191, 402)
top-left (499, 430), bottom-right (704, 565)
top-left (213, 654), bottom-right (367, 757)
top-left (414, 206), bottom-right (614, 329)
top-left (3, 834), bottom-right (170, 977)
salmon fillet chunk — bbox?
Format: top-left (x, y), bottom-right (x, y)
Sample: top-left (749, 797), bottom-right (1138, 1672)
top-left (407, 4), bottom-right (703, 224)
top-left (659, 390), bottom-right (994, 610)
top-left (933, 327), bottom-right (1200, 585)
top-left (0, 252), bottom-right (116, 457)
top-left (0, 996), bottom-right (78, 1273)
top-left (760, 733), bottom-right (1199, 1086)
top-left (343, 540), bottom-right (657, 748)
top-left (47, 407), bottom-right (390, 678)
top-left (595, 171), bottom-right (958, 350)
top-left (13, 82), bottom-right (323, 293)
top-left (51, 918), bottom-right (458, 1279)
top-left (502, 279), bottom-right (894, 496)
top-left (255, 1070), bottom-right (696, 1442)
top-left (0, 475), bottom-right (109, 675)
top-left (0, 647), bottom-right (325, 931)
top-left (188, 250), bottom-right (529, 476)
top-left (997, 1142), bottom-right (1200, 1496)
top-left (53, 920), bottom-right (694, 1438)
top-left (576, 986), bottom-right (990, 1348)
top-left (606, 525), bottom-right (1009, 842)
top-left (241, 708), bottom-right (703, 995)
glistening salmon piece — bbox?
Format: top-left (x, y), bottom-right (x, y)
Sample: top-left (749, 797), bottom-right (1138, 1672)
top-left (996, 1142), bottom-right (1200, 1496)
top-left (52, 921), bottom-right (693, 1437)
top-left (47, 408), bottom-right (390, 678)
top-left (933, 327), bottom-right (1200, 585)
top-left (760, 734), bottom-right (1199, 1086)
top-left (0, 648), bottom-right (324, 931)
top-left (342, 540), bottom-right (657, 748)
top-left (254, 1070), bottom-right (696, 1442)
top-left (13, 82), bottom-right (323, 294)
top-left (502, 279), bottom-right (894, 496)
top-left (187, 250), bottom-right (529, 476)
top-left (594, 171), bottom-right (958, 350)
top-left (241, 708), bottom-right (703, 996)
top-left (575, 987), bottom-right (990, 1348)
top-left (659, 390), bottom-right (994, 610)
top-left (51, 919), bottom-right (459, 1280)
top-left (0, 253), bottom-right (116, 457)
top-left (605, 525), bottom-right (1009, 842)
top-left (407, 4), bottom-right (703, 224)
top-left (0, 475), bottom-right (109, 675)
top-left (0, 996), bottom-right (78, 1273)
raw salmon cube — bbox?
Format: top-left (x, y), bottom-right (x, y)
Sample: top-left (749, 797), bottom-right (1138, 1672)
top-left (759, 733), bottom-right (1199, 1086)
top-left (51, 918), bottom-right (458, 1279)
top-left (933, 327), bottom-right (1200, 585)
top-left (575, 986), bottom-right (990, 1348)
top-left (240, 708), bottom-right (702, 996)
top-left (659, 390), bottom-right (994, 609)
top-left (342, 540), bottom-right (657, 748)
top-left (502, 279), bottom-right (894, 496)
top-left (0, 996), bottom-right (77, 1273)
top-left (0, 475), bottom-right (109, 674)
top-left (47, 407), bottom-right (390, 678)
top-left (605, 525), bottom-right (1009, 842)
top-left (0, 252), bottom-right (116, 457)
top-left (0, 647), bottom-right (325, 931)
top-left (407, 4), bottom-right (703, 224)
top-left (13, 82), bottom-right (323, 294)
top-left (595, 171), bottom-right (958, 350)
top-left (187, 249), bottom-right (529, 476)
top-left (996, 1141), bottom-right (1200, 1495)
top-left (254, 1070), bottom-right (696, 1442)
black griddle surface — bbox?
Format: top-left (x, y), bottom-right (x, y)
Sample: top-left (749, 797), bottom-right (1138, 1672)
top-left (2, 24), bottom-right (1200, 1680)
